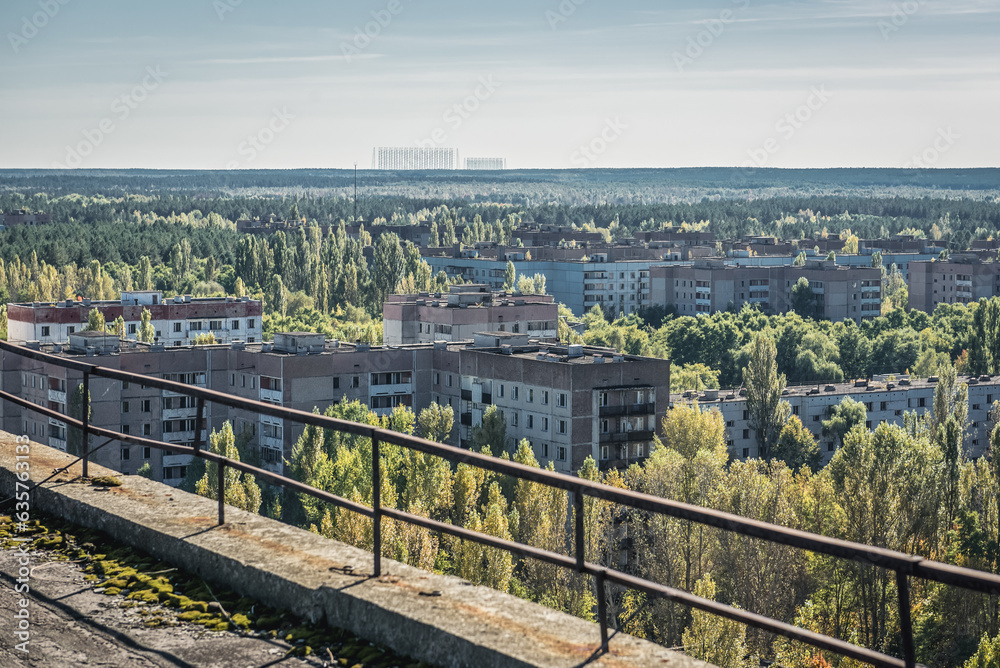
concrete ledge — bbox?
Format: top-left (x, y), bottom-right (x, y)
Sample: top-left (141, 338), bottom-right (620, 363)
top-left (0, 434), bottom-right (707, 668)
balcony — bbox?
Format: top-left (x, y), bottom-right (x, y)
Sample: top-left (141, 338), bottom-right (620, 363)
top-left (370, 383), bottom-right (413, 398)
top-left (260, 435), bottom-right (283, 450)
top-left (163, 453), bottom-right (194, 467)
top-left (599, 456), bottom-right (648, 472)
top-left (599, 403), bottom-right (655, 418)
top-left (162, 407), bottom-right (198, 421)
top-left (461, 412), bottom-right (473, 427)
top-left (259, 388), bottom-right (283, 403)
top-left (599, 430), bottom-right (655, 444)
top-left (481, 393), bottom-right (493, 405)
top-left (48, 389), bottom-right (66, 405)
top-left (48, 437), bottom-right (67, 452)
top-left (461, 389), bottom-right (473, 401)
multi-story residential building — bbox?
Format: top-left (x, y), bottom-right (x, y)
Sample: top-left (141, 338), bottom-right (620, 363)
top-left (0, 209), bottom-right (53, 228)
top-left (373, 147), bottom-right (457, 170)
top-left (432, 333), bottom-right (670, 473)
top-left (677, 374), bottom-right (999, 464)
top-left (383, 285), bottom-right (559, 346)
top-left (423, 254), bottom-right (656, 316)
top-left (908, 254), bottom-right (1000, 312)
top-left (2, 332), bottom-right (671, 482)
top-left (6, 290), bottom-right (263, 347)
top-left (650, 259), bottom-right (882, 321)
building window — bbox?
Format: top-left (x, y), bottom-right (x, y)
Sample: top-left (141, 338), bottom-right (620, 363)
top-left (41, 326), bottom-right (50, 337)
top-left (232, 320), bottom-right (240, 330)
top-left (528, 389), bottom-right (534, 403)
top-left (434, 373), bottom-right (440, 385)
top-left (636, 443), bottom-right (644, 458)
top-left (210, 320), bottom-right (223, 330)
top-left (558, 393), bottom-right (567, 407)
top-left (543, 417), bottom-right (549, 431)
top-left (447, 375), bottom-right (453, 387)
top-left (121, 448), bottom-right (131, 461)
top-left (792, 405), bottom-right (799, 415)
top-left (599, 392), bottom-right (608, 407)
top-left (143, 447), bottom-right (151, 459)
top-left (499, 384), bottom-right (505, 398)
top-left (743, 448), bottom-right (750, 458)
top-left (333, 377), bottom-right (340, 389)
top-left (68, 326), bottom-right (75, 334)
top-left (918, 397), bottom-right (926, 408)
top-left (511, 413), bottom-right (519, 427)
top-left (600, 445), bottom-right (609, 460)
top-left (128, 323), bottom-right (137, 334)
top-left (528, 415), bottom-right (534, 429)
top-left (173, 322), bottom-right (182, 333)
top-left (543, 443), bottom-right (549, 458)
top-left (743, 429), bottom-right (750, 439)
top-left (558, 420), bottom-right (567, 434)
top-left (513, 387), bottom-right (519, 400)
top-left (542, 391), bottom-right (549, 405)
top-left (248, 319), bottom-right (256, 329)
top-left (141, 399), bottom-right (151, 412)
top-left (143, 424), bottom-right (152, 437)
top-left (121, 425), bottom-right (130, 435)
top-left (352, 376), bottom-right (360, 388)
top-left (230, 373), bottom-right (235, 386)
top-left (121, 401), bottom-right (130, 413)
top-left (557, 446), bottom-right (566, 461)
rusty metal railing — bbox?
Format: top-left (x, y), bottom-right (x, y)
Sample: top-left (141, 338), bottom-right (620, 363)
top-left (2, 339), bottom-right (998, 668)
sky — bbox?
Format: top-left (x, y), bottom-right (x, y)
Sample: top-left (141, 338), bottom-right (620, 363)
top-left (0, 0), bottom-right (998, 170)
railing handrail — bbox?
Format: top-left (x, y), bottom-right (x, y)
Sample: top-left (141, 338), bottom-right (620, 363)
top-left (3, 338), bottom-right (997, 668)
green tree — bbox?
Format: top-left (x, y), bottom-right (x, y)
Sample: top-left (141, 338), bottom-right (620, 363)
top-left (85, 308), bottom-right (106, 332)
top-left (267, 274), bottom-right (287, 317)
top-left (137, 462), bottom-right (153, 479)
top-left (138, 307), bottom-right (155, 343)
top-left (195, 421), bottom-right (262, 514)
top-left (503, 260), bottom-right (516, 292)
top-left (682, 574), bottom-right (756, 668)
top-left (791, 277), bottom-right (821, 319)
top-left (744, 334), bottom-right (790, 460)
top-left (965, 632), bottom-right (1000, 668)
top-left (773, 415), bottom-right (821, 472)
top-left (418, 402), bottom-right (454, 443)
top-left (110, 315), bottom-right (125, 339)
top-left (472, 404), bottom-right (508, 456)
top-left (822, 396), bottom-right (867, 450)
top-left (372, 233), bottom-right (404, 309)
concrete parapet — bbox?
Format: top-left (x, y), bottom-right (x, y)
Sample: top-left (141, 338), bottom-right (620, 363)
top-left (0, 434), bottom-right (708, 668)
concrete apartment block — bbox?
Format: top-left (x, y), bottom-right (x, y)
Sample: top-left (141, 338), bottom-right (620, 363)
top-left (908, 254), bottom-right (1000, 313)
top-left (7, 290), bottom-right (263, 347)
top-left (383, 284), bottom-right (558, 346)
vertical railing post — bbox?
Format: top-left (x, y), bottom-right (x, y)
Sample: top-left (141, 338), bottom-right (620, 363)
top-left (193, 397), bottom-right (206, 451)
top-left (897, 571), bottom-right (916, 668)
top-left (217, 461), bottom-right (226, 525)
top-left (596, 569), bottom-right (609, 653)
top-left (81, 371), bottom-right (90, 478)
top-left (372, 434), bottom-right (382, 577)
top-left (574, 489), bottom-right (585, 572)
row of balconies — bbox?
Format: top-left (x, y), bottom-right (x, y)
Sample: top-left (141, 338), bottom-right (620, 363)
top-left (599, 430), bottom-right (655, 444)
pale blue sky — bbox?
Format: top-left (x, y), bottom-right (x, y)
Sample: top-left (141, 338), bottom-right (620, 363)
top-left (1, 0), bottom-right (997, 169)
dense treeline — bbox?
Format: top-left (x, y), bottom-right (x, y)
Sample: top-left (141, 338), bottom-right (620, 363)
top-left (3, 167), bottom-right (998, 205)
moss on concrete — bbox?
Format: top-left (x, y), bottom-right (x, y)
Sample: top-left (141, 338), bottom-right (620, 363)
top-left (0, 512), bottom-right (421, 666)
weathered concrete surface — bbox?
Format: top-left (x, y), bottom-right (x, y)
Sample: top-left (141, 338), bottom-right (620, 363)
top-left (0, 434), bottom-right (710, 668)
top-left (0, 551), bottom-right (320, 667)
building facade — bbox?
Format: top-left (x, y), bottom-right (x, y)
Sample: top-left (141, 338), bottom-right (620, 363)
top-left (6, 291), bottom-right (263, 347)
top-left (465, 157), bottom-right (506, 170)
top-left (383, 285), bottom-right (559, 346)
top-left (1, 333), bottom-right (671, 484)
top-left (0, 210), bottom-right (53, 228)
top-left (373, 147), bottom-right (457, 170)
top-left (676, 375), bottom-right (999, 464)
top-left (908, 254), bottom-right (1000, 313)
top-left (650, 259), bottom-right (882, 321)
